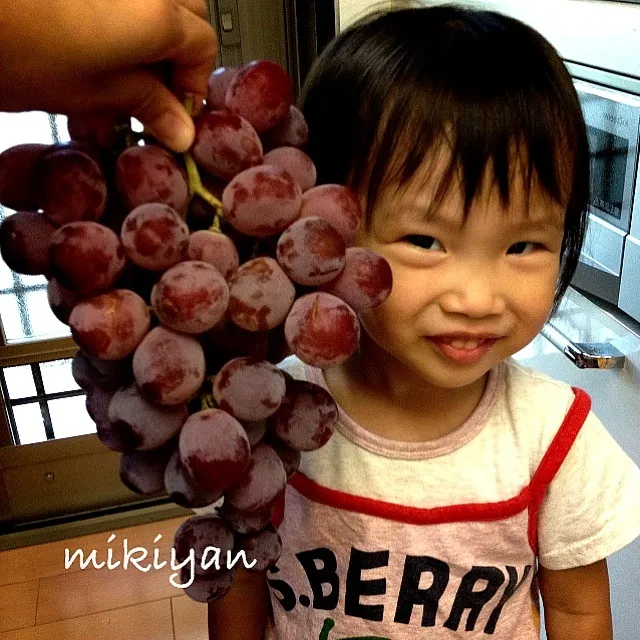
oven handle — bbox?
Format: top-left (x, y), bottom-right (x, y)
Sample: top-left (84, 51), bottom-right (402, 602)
top-left (540, 324), bottom-right (626, 369)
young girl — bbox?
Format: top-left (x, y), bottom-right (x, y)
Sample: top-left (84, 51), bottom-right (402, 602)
top-left (208, 5), bottom-right (640, 638)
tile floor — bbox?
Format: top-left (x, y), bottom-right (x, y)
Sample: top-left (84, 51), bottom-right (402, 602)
top-left (0, 516), bottom-right (208, 640)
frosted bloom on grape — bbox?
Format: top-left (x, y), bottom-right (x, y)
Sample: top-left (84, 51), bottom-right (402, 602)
top-left (70, 289), bottom-right (150, 360)
top-left (173, 514), bottom-right (235, 575)
top-left (121, 203), bottom-right (189, 271)
top-left (235, 524), bottom-right (282, 571)
top-left (0, 211), bottom-right (56, 276)
top-left (266, 433), bottom-right (302, 478)
top-left (115, 145), bottom-right (189, 217)
top-left (284, 292), bottom-right (360, 368)
top-left (36, 148), bottom-right (107, 225)
top-left (164, 450), bottom-right (223, 509)
top-left (47, 278), bottom-right (82, 324)
top-left (222, 165), bottom-right (302, 238)
top-left (49, 221), bottom-right (126, 294)
top-left (193, 111), bottom-right (263, 182)
top-left (207, 67), bottom-right (239, 110)
top-left (299, 184), bottom-right (363, 245)
top-left (270, 379), bottom-right (338, 451)
top-left (188, 230), bottom-right (239, 280)
top-left (133, 326), bottom-right (206, 405)
top-left (219, 501), bottom-right (275, 535)
top-left (151, 261), bottom-right (229, 334)
top-left (242, 420), bottom-right (267, 447)
top-left (263, 147), bottom-right (316, 192)
top-left (181, 567), bottom-right (235, 603)
top-left (228, 257), bottom-right (295, 332)
top-left (223, 165), bottom-right (302, 238)
top-left (179, 408), bottom-right (250, 494)
top-left (321, 247), bottom-right (393, 313)
top-left (120, 443), bottom-right (175, 495)
top-left (225, 443), bottom-right (286, 513)
top-left (262, 105), bottom-right (308, 149)
top-left (85, 386), bottom-right (115, 426)
top-left (107, 385), bottom-right (187, 451)
top-left (213, 357), bottom-right (286, 421)
top-left (225, 60), bottom-right (293, 133)
top-left (276, 217), bottom-right (346, 286)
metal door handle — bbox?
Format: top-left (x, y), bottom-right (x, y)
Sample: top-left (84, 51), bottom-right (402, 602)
top-left (541, 324), bottom-right (626, 369)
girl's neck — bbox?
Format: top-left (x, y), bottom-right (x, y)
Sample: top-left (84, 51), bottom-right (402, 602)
top-left (323, 334), bottom-right (489, 443)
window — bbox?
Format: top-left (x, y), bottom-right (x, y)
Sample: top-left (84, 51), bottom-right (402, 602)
top-left (0, 111), bottom-right (97, 446)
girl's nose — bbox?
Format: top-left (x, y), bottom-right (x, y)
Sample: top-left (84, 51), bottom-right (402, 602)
top-left (438, 272), bottom-right (506, 319)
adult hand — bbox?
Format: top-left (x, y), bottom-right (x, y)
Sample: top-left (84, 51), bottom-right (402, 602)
top-left (0, 0), bottom-right (217, 151)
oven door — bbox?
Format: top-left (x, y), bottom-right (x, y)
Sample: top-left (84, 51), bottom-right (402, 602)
top-left (572, 79), bottom-right (640, 305)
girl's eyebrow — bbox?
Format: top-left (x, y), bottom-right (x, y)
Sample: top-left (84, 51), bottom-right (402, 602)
top-left (401, 202), bottom-right (565, 232)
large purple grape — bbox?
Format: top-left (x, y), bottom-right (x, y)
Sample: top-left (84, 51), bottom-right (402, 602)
top-left (222, 165), bottom-right (302, 238)
top-left (173, 514), bottom-right (235, 576)
top-left (0, 211), bottom-right (56, 275)
top-left (115, 144), bottom-right (189, 216)
top-left (70, 289), bottom-right (150, 360)
top-left (133, 326), bottom-right (206, 405)
top-left (164, 450), bottom-right (222, 509)
top-left (151, 260), bottom-right (229, 334)
top-left (284, 292), bottom-right (360, 368)
top-left (120, 203), bottom-right (189, 271)
top-left (270, 379), bottom-right (338, 451)
top-left (276, 216), bottom-right (346, 286)
top-left (225, 60), bottom-right (293, 133)
top-left (193, 110), bottom-right (263, 181)
top-left (213, 357), bottom-right (286, 421)
top-left (179, 408), bottom-right (250, 494)
top-left (228, 257), bottom-right (295, 332)
top-left (107, 385), bottom-right (187, 451)
top-left (35, 148), bottom-right (107, 224)
top-left (49, 221), bottom-right (126, 294)
top-left (225, 443), bottom-right (287, 513)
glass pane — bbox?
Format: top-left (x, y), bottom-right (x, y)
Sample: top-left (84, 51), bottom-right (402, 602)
top-left (40, 358), bottom-right (79, 394)
top-left (0, 111), bottom-right (62, 153)
top-left (0, 293), bottom-right (26, 341)
top-left (48, 395), bottom-right (95, 439)
top-left (3, 365), bottom-right (37, 399)
top-left (0, 255), bottom-right (16, 290)
top-left (25, 289), bottom-right (69, 340)
top-left (13, 403), bottom-right (47, 445)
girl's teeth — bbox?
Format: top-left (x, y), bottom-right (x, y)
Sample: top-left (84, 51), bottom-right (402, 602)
top-left (449, 339), bottom-right (480, 349)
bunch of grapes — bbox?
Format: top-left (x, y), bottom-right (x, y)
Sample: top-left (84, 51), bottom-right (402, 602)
top-left (0, 60), bottom-right (392, 602)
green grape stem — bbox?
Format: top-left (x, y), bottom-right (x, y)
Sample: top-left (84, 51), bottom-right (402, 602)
top-left (183, 95), bottom-right (224, 223)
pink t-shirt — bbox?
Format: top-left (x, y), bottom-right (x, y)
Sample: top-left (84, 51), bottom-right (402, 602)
top-left (262, 357), bottom-right (640, 639)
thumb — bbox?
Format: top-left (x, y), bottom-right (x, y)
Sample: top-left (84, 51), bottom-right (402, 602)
top-left (94, 69), bottom-right (196, 152)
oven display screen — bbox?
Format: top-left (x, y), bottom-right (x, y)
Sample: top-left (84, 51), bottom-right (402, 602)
top-left (586, 125), bottom-right (628, 220)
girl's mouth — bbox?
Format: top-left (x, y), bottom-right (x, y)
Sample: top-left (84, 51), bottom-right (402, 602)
top-left (426, 336), bottom-right (498, 364)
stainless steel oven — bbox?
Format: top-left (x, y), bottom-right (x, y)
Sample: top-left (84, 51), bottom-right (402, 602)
top-left (568, 63), bottom-right (640, 323)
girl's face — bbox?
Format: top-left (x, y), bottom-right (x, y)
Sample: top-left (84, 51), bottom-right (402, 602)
top-left (354, 151), bottom-right (566, 392)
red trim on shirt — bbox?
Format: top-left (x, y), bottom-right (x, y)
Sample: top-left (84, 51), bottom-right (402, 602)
top-left (527, 387), bottom-right (592, 551)
top-left (274, 388), bottom-right (591, 532)
top-left (288, 470), bottom-right (531, 525)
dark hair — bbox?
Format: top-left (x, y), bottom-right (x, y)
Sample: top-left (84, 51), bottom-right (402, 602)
top-left (300, 4), bottom-right (589, 313)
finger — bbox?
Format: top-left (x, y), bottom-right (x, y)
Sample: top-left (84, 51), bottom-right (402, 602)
top-left (167, 5), bottom-right (218, 107)
top-left (90, 69), bottom-right (196, 152)
top-left (177, 0), bottom-right (207, 20)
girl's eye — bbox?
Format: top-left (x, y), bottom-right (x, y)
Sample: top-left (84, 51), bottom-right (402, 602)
top-left (405, 235), bottom-right (443, 250)
top-left (507, 241), bottom-right (541, 255)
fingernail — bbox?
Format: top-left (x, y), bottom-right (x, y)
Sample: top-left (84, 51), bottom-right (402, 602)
top-left (153, 112), bottom-right (194, 152)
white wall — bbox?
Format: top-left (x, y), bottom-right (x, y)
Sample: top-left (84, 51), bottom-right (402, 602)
top-left (339, 1), bottom-right (640, 76)
top-left (431, 0), bottom-right (640, 77)
top-left (337, 0), bottom-right (394, 30)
